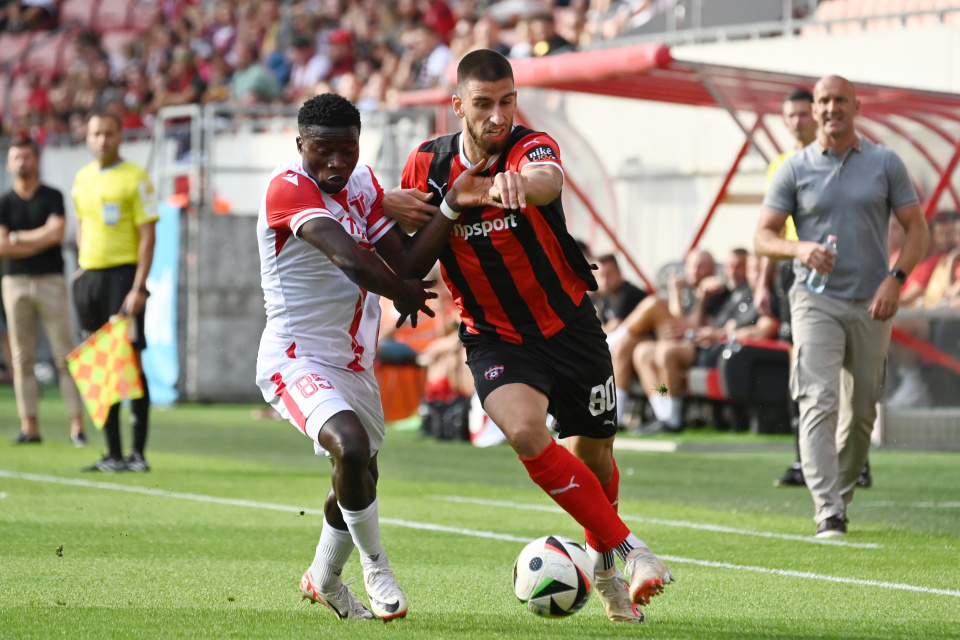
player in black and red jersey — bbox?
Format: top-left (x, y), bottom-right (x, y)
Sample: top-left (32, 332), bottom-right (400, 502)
top-left (399, 49), bottom-right (674, 623)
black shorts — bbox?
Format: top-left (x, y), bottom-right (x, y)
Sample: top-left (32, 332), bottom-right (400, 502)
top-left (695, 343), bottom-right (725, 368)
top-left (73, 264), bottom-right (147, 351)
top-left (462, 315), bottom-right (618, 440)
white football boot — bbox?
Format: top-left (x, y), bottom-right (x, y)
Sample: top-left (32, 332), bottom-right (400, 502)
top-left (300, 570), bottom-right (375, 620)
top-left (362, 553), bottom-right (408, 621)
top-left (594, 567), bottom-right (645, 623)
top-left (625, 547), bottom-right (674, 605)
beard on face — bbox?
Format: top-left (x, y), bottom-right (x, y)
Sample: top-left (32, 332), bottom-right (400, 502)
top-left (467, 119), bottom-right (508, 157)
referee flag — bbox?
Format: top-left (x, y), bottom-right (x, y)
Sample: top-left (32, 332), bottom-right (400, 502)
top-left (66, 316), bottom-right (144, 429)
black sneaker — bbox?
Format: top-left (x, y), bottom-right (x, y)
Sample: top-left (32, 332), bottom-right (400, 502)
top-left (774, 463), bottom-right (805, 487)
top-left (815, 515), bottom-right (848, 539)
top-left (856, 462), bottom-right (871, 488)
top-left (71, 432), bottom-right (88, 447)
top-left (125, 452), bottom-right (150, 472)
top-left (637, 419), bottom-right (683, 435)
top-left (14, 433), bottom-right (42, 444)
top-left (82, 456), bottom-right (129, 472)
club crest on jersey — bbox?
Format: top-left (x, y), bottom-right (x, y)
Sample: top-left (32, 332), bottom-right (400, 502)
top-left (525, 145), bottom-right (558, 162)
top-left (484, 365), bottom-right (504, 380)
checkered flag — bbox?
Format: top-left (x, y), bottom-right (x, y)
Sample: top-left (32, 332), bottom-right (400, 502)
top-left (66, 316), bottom-right (144, 429)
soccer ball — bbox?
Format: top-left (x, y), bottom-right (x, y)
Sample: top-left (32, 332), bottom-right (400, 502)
top-left (513, 535), bottom-right (594, 618)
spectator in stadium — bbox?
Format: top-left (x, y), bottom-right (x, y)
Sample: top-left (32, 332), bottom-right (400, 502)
top-left (400, 49), bottom-right (673, 624)
top-left (150, 45), bottom-right (207, 112)
top-left (394, 23), bottom-right (451, 90)
top-left (72, 110), bottom-right (158, 473)
top-left (755, 75), bottom-right (929, 539)
top-left (609, 248), bottom-right (725, 427)
top-left (285, 36), bottom-right (332, 104)
top-left (228, 40), bottom-right (281, 105)
top-left (471, 15), bottom-right (510, 56)
top-left (634, 249), bottom-right (778, 434)
top-left (323, 29), bottom-right (358, 83)
top-left (593, 253), bottom-right (647, 334)
top-left (0, 139), bottom-right (86, 445)
top-left (3, 0), bottom-right (57, 32)
top-left (527, 12), bottom-right (576, 56)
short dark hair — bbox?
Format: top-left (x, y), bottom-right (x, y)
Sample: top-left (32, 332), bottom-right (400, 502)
top-left (785, 88), bottom-right (814, 103)
top-left (298, 93), bottom-right (361, 135)
top-left (9, 137), bottom-right (40, 157)
top-left (931, 210), bottom-right (960, 225)
top-left (457, 49), bottom-right (514, 96)
top-left (731, 247), bottom-right (750, 257)
top-left (86, 108), bottom-right (122, 129)
top-left (596, 253), bottom-right (620, 268)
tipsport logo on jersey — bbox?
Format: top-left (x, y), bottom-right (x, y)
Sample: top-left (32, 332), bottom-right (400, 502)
top-left (453, 212), bottom-right (519, 239)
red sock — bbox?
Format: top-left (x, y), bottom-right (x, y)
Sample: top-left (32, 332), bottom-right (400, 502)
top-left (520, 441), bottom-right (629, 550)
top-left (584, 460), bottom-right (619, 553)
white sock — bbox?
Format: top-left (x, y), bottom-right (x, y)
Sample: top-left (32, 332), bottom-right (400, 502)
top-left (668, 397), bottom-right (683, 427)
top-left (615, 388), bottom-right (629, 424)
top-left (309, 519), bottom-right (355, 590)
top-left (340, 498), bottom-right (385, 565)
top-left (585, 542), bottom-right (617, 574)
top-left (614, 533), bottom-right (649, 563)
top-left (648, 394), bottom-right (669, 421)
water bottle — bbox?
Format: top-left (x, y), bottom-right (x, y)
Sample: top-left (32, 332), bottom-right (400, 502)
top-left (806, 234), bottom-right (838, 294)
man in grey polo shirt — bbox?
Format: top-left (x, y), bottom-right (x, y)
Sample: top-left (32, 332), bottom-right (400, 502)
top-left (754, 75), bottom-right (929, 538)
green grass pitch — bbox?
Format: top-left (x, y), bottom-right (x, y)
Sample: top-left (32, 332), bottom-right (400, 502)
top-left (1, 385), bottom-right (958, 639)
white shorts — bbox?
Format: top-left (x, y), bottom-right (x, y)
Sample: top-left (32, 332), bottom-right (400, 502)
top-left (256, 351), bottom-right (385, 457)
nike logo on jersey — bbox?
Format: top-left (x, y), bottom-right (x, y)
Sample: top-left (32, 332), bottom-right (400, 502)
top-left (549, 476), bottom-right (581, 495)
top-left (427, 178), bottom-right (448, 198)
top-left (525, 145), bottom-right (558, 162)
top-left (282, 173), bottom-right (299, 186)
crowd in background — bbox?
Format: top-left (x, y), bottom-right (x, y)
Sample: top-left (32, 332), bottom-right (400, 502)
top-left (0, 0), bottom-right (684, 143)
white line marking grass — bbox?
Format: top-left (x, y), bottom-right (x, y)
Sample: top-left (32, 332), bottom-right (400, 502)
top-left (861, 501), bottom-right (960, 509)
top-left (3, 470), bottom-right (958, 599)
top-left (432, 495), bottom-right (883, 549)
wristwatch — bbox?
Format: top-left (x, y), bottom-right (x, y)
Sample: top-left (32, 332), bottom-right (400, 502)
top-left (889, 268), bottom-right (907, 284)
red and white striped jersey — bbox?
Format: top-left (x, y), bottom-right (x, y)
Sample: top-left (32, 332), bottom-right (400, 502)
top-left (257, 161), bottom-right (395, 371)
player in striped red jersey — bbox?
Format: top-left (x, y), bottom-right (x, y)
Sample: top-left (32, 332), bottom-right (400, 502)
top-left (399, 49), bottom-right (674, 623)
top-left (255, 94), bottom-right (463, 621)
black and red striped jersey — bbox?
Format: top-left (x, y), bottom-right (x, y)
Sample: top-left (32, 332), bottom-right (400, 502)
top-left (401, 125), bottom-right (597, 344)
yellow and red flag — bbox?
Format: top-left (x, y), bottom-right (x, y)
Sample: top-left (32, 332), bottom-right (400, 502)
top-left (66, 316), bottom-right (144, 429)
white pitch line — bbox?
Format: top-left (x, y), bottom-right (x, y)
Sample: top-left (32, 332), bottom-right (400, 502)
top-left (861, 501), bottom-right (960, 509)
top-left (432, 495), bottom-right (883, 549)
top-left (4, 469), bottom-right (958, 599)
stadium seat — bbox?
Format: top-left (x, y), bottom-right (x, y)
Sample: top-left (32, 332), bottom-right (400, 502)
top-left (129, 0), bottom-right (160, 32)
top-left (94, 0), bottom-right (132, 31)
top-left (22, 31), bottom-right (67, 79)
top-left (0, 32), bottom-right (34, 66)
top-left (59, 0), bottom-right (99, 26)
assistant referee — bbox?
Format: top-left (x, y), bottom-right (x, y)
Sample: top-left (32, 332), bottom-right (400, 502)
top-left (72, 109), bottom-right (158, 473)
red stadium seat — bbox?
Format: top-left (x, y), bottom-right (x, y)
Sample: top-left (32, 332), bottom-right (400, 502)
top-left (95, 0), bottom-right (132, 31)
top-left (22, 31), bottom-right (67, 79)
top-left (59, 0), bottom-right (100, 26)
top-left (129, 0), bottom-right (160, 32)
top-left (0, 33), bottom-right (34, 66)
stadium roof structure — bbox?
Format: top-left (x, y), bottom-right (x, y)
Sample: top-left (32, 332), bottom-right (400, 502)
top-left (399, 44), bottom-right (960, 374)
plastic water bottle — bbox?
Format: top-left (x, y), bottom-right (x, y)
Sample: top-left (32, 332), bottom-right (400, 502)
top-left (806, 234), bottom-right (838, 294)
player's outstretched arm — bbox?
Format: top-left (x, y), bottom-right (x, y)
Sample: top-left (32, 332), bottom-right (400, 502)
top-left (300, 216), bottom-right (436, 327)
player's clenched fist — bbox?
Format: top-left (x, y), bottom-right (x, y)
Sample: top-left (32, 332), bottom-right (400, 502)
top-left (394, 279), bottom-right (438, 328)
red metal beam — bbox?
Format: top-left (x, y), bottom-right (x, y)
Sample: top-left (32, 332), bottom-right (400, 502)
top-left (687, 119), bottom-right (761, 255)
top-left (892, 327), bottom-right (960, 377)
top-left (868, 116), bottom-right (960, 209)
top-left (923, 136), bottom-right (960, 219)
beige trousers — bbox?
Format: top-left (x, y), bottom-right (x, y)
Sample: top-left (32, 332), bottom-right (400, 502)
top-left (789, 288), bottom-right (892, 525)
top-left (1, 274), bottom-right (84, 420)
